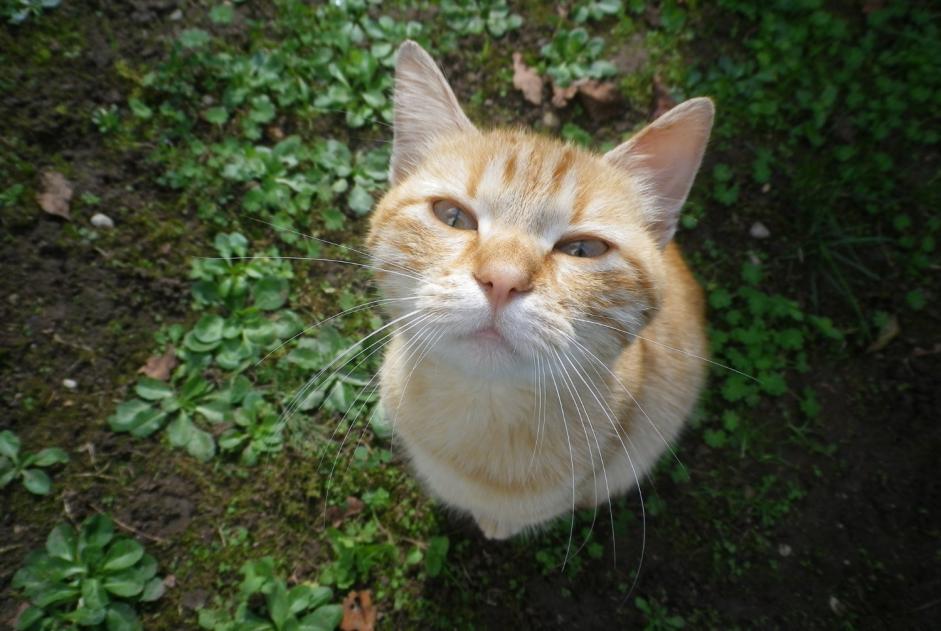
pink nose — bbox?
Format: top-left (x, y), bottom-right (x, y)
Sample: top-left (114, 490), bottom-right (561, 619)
top-left (474, 264), bottom-right (533, 311)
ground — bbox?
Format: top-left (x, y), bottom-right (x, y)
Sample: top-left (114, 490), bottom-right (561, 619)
top-left (0, 1), bottom-right (938, 630)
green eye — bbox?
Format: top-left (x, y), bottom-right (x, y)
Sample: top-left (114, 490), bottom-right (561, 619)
top-left (556, 239), bottom-right (609, 258)
top-left (432, 199), bottom-right (477, 230)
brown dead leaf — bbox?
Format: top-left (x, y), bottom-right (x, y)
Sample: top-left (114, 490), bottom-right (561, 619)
top-left (551, 82), bottom-right (580, 108)
top-left (324, 496), bottom-right (365, 528)
top-left (138, 346), bottom-right (178, 381)
top-left (341, 590), bottom-right (377, 631)
top-left (37, 170), bottom-right (73, 219)
top-left (866, 314), bottom-right (899, 353)
top-left (512, 52), bottom-right (543, 106)
top-left (862, 0), bottom-right (885, 14)
top-left (651, 74), bottom-right (676, 120)
top-left (575, 79), bottom-right (622, 121)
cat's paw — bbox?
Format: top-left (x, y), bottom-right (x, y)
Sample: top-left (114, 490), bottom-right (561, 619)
top-left (474, 515), bottom-right (522, 540)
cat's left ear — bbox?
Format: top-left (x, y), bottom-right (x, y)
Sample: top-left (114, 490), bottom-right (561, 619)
top-left (390, 41), bottom-right (477, 185)
top-left (604, 98), bottom-right (714, 248)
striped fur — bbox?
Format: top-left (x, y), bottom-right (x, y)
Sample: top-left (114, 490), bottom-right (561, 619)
top-left (365, 42), bottom-right (711, 539)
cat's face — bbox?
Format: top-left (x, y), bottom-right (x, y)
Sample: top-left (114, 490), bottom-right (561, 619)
top-left (369, 131), bottom-right (663, 376)
top-left (367, 42), bottom-right (712, 377)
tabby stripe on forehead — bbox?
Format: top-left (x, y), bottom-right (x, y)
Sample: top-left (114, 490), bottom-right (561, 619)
top-left (466, 153), bottom-right (487, 199)
top-left (571, 181), bottom-right (592, 224)
top-left (549, 148), bottom-right (575, 194)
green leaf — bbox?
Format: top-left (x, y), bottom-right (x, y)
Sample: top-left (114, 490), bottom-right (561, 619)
top-left (140, 576), bottom-right (165, 602)
top-left (167, 414), bottom-right (195, 448)
top-left (14, 605), bottom-right (43, 630)
top-left (179, 28), bottom-right (210, 49)
top-left (187, 427), bottom-right (217, 462)
top-left (254, 276), bottom-right (289, 310)
top-left (82, 577), bottom-right (110, 610)
top-left (32, 447), bottom-right (69, 467)
top-left (425, 536), bottom-right (449, 577)
top-left (103, 574), bottom-right (145, 597)
top-left (128, 98), bottom-right (152, 119)
top-left (194, 315), bottom-right (225, 343)
top-left (196, 399), bottom-right (230, 424)
top-left (135, 378), bottom-right (174, 401)
top-left (102, 539), bottom-right (144, 572)
top-left (105, 603), bottom-right (141, 631)
top-left (108, 400), bottom-right (167, 437)
top-left (34, 586), bottom-right (80, 607)
top-left (81, 514), bottom-right (115, 549)
top-left (906, 289), bottom-right (926, 310)
top-left (46, 523), bottom-right (77, 560)
top-left (0, 430), bottom-right (20, 458)
top-left (22, 469), bottom-right (51, 495)
top-left (300, 604), bottom-right (343, 631)
top-left (209, 4), bottom-right (234, 24)
top-left (703, 429), bottom-right (727, 448)
top-left (71, 607), bottom-right (107, 626)
top-left (267, 580), bottom-right (290, 628)
top-left (203, 106), bottom-right (229, 126)
top-left (347, 185), bottom-right (373, 215)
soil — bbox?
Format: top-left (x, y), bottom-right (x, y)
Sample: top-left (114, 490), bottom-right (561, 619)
top-left (1, 3), bottom-right (938, 631)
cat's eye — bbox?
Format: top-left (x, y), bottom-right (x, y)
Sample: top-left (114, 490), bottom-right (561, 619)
top-left (555, 239), bottom-right (609, 258)
top-left (432, 199), bottom-right (477, 230)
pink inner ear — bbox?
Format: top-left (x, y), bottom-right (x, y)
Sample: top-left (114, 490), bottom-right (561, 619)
top-left (603, 98), bottom-right (714, 248)
top-left (390, 41), bottom-right (476, 185)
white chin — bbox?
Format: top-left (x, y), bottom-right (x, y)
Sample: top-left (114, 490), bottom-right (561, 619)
top-left (435, 333), bottom-right (531, 377)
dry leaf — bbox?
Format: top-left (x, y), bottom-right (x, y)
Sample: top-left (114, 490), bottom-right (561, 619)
top-left (551, 82), bottom-right (580, 108)
top-left (575, 79), bottom-right (622, 121)
top-left (651, 74), bottom-right (676, 120)
top-left (512, 52), bottom-right (543, 106)
top-left (341, 590), bottom-right (377, 631)
top-left (324, 496), bottom-right (365, 527)
top-left (138, 347), bottom-right (178, 381)
top-left (37, 170), bottom-right (73, 219)
top-left (866, 315), bottom-right (899, 353)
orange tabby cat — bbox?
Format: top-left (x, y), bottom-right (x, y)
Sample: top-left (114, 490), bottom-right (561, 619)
top-left (366, 41), bottom-right (712, 539)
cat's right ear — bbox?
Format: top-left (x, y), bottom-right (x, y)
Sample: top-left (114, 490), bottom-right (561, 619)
top-left (390, 40), bottom-right (476, 185)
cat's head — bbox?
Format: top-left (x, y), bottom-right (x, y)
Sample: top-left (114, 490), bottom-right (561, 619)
top-left (367, 41), bottom-right (712, 377)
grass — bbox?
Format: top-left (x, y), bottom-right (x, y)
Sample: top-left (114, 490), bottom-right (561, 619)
top-left (1, 0), bottom-right (938, 629)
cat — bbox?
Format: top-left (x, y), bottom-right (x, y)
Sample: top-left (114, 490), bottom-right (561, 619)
top-left (366, 41), bottom-right (712, 540)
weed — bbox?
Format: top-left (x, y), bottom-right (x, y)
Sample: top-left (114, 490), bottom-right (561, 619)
top-left (12, 514), bottom-right (165, 630)
top-left (0, 430), bottom-right (68, 495)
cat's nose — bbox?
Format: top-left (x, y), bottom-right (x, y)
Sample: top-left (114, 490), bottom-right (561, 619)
top-left (474, 264), bottom-right (533, 311)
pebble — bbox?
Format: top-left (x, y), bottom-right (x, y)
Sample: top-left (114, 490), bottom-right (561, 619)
top-left (541, 111), bottom-right (560, 129)
top-left (91, 213), bottom-right (114, 229)
top-left (62, 378), bottom-right (77, 390)
top-left (778, 543), bottom-right (792, 557)
top-left (829, 595), bottom-right (846, 615)
top-left (169, 9), bottom-right (183, 21)
top-left (750, 221), bottom-right (770, 239)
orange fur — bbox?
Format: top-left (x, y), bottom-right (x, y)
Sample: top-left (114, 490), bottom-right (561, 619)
top-left (366, 42), bottom-right (712, 539)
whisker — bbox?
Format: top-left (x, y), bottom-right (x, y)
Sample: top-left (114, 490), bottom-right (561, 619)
top-left (545, 353), bottom-right (577, 572)
top-left (571, 316), bottom-right (759, 383)
top-left (281, 308), bottom-right (423, 428)
top-left (255, 296), bottom-right (413, 368)
top-left (197, 256), bottom-right (428, 285)
top-left (552, 348), bottom-right (603, 560)
top-left (244, 216), bottom-right (425, 278)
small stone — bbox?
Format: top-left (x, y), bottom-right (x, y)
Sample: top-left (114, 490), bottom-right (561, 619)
top-left (829, 595), bottom-right (846, 615)
top-left (778, 543), bottom-right (792, 557)
top-left (541, 111), bottom-right (560, 129)
top-left (761, 182), bottom-right (771, 193)
top-left (169, 9), bottom-right (183, 21)
top-left (91, 213), bottom-right (114, 229)
top-left (750, 221), bottom-right (770, 239)
top-left (62, 378), bottom-right (77, 390)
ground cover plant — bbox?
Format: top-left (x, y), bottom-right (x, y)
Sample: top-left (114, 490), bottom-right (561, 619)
top-left (1, 1), bottom-right (937, 629)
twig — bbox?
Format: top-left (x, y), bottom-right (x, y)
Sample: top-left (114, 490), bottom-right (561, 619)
top-left (0, 544), bottom-right (23, 555)
top-left (91, 504), bottom-right (167, 544)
